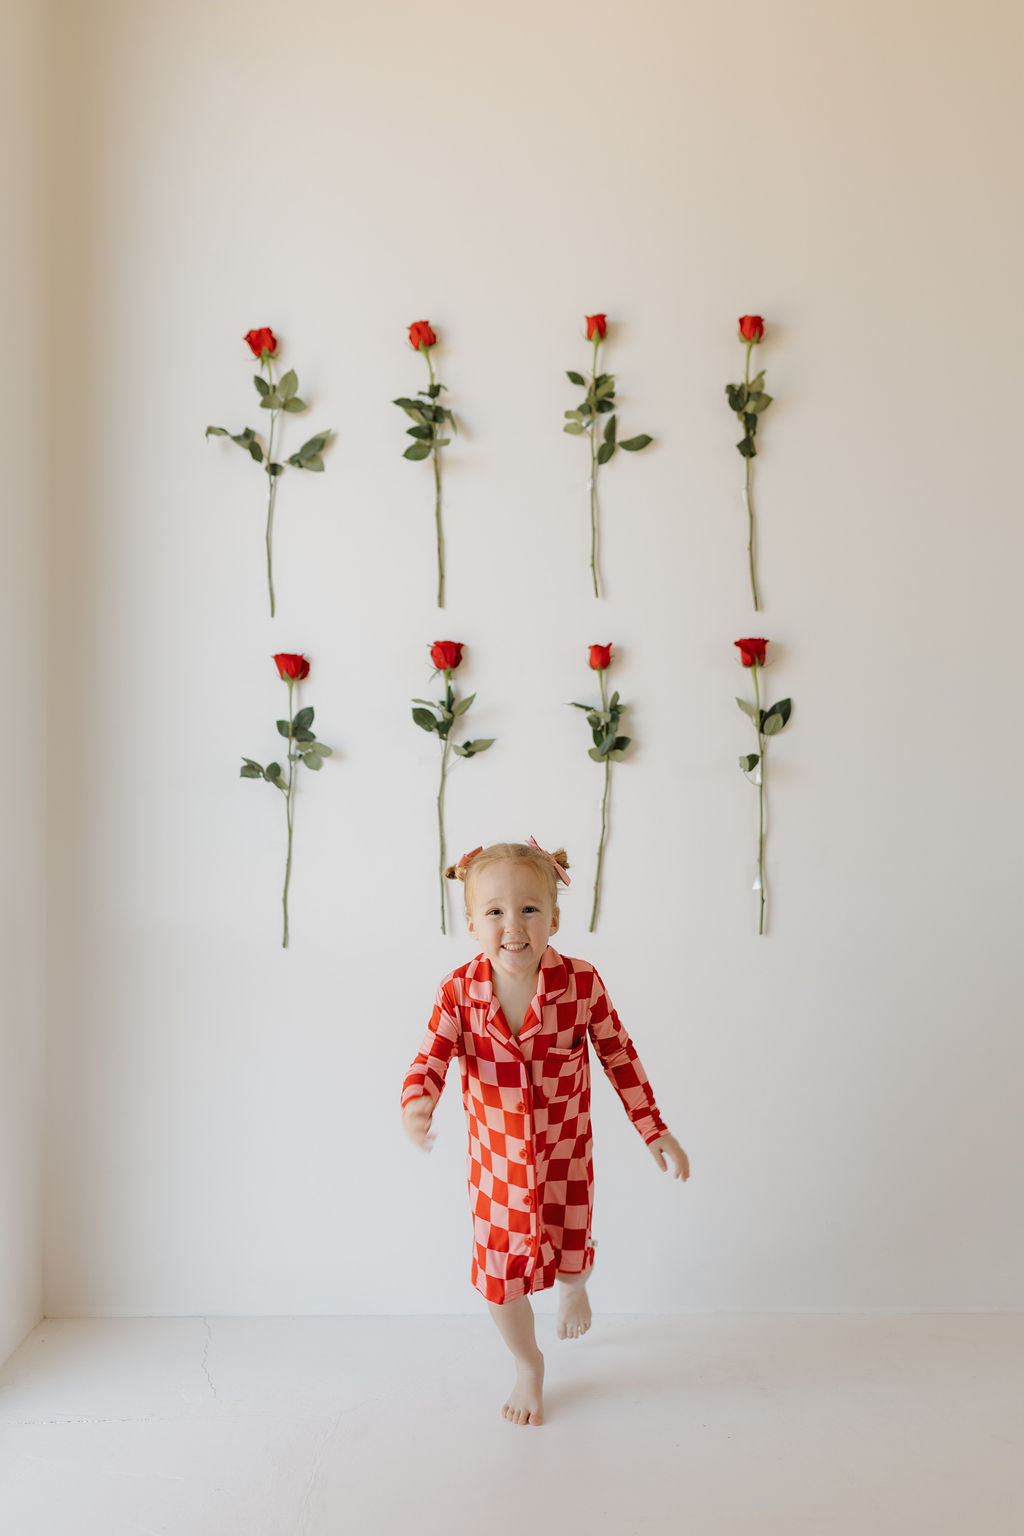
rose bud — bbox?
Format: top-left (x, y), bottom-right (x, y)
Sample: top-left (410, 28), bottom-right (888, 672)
top-left (430, 640), bottom-right (464, 671)
top-left (408, 320), bottom-right (437, 351)
top-left (585, 314), bottom-right (607, 341)
top-left (588, 643), bottom-right (613, 671)
top-left (244, 327), bottom-right (278, 357)
top-left (273, 652), bottom-right (310, 681)
top-left (738, 315), bottom-right (764, 344)
top-left (734, 638), bottom-right (767, 668)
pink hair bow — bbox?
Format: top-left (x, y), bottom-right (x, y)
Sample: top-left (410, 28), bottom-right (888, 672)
top-left (527, 835), bottom-right (571, 886)
top-left (456, 845), bottom-right (483, 871)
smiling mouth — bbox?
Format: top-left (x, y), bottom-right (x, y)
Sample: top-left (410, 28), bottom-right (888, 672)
top-left (501, 942), bottom-right (529, 952)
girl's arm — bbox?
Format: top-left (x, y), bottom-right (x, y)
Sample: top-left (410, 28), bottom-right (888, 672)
top-left (586, 970), bottom-right (669, 1147)
top-left (401, 983), bottom-right (460, 1114)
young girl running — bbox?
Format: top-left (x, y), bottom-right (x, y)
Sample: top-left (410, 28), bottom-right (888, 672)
top-left (401, 839), bottom-right (689, 1427)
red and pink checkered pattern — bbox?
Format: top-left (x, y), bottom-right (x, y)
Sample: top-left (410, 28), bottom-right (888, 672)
top-left (401, 947), bottom-right (668, 1304)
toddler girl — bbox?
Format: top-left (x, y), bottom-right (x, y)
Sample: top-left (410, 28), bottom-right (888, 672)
top-left (401, 839), bottom-right (689, 1427)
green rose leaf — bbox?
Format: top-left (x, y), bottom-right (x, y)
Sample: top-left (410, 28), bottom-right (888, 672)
top-left (279, 369), bottom-right (298, 400)
top-left (267, 461), bottom-right (284, 476)
top-left (293, 727), bottom-right (315, 743)
top-left (749, 370), bottom-right (765, 393)
top-left (282, 396), bottom-right (306, 413)
top-left (309, 741), bottom-right (333, 756)
top-left (563, 422), bottom-right (586, 435)
top-left (620, 434), bottom-right (652, 452)
top-left (253, 376), bottom-right (269, 397)
top-left (566, 370), bottom-right (586, 385)
top-left (276, 720), bottom-right (291, 738)
top-left (603, 413), bottom-right (617, 446)
top-left (762, 699), bottom-right (792, 734)
top-left (301, 751), bottom-right (323, 770)
top-left (294, 706), bottom-right (314, 731)
top-left (452, 693), bottom-right (475, 715)
top-left (412, 707), bottom-right (437, 732)
top-left (403, 441), bottom-right (432, 460)
top-left (587, 746), bottom-right (604, 762)
top-left (596, 440), bottom-right (616, 466)
top-left (406, 425), bottom-right (433, 440)
top-left (595, 398), bottom-right (614, 413)
top-left (264, 762), bottom-right (282, 781)
top-left (736, 696), bottom-right (756, 718)
top-left (737, 436), bottom-right (757, 458)
top-left (205, 425), bottom-right (229, 436)
top-left (240, 761), bottom-right (263, 779)
top-left (288, 433), bottom-right (328, 465)
top-left (739, 753), bottom-right (760, 771)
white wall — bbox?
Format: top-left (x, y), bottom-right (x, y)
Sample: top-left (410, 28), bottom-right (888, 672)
top-left (44, 0), bottom-right (1023, 1317)
top-left (0, 0), bottom-right (47, 1361)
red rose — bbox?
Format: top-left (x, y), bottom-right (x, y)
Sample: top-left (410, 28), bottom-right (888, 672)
top-left (585, 314), bottom-right (607, 341)
top-left (734, 638), bottom-right (767, 668)
top-left (273, 652), bottom-right (310, 681)
top-left (430, 640), bottom-right (463, 671)
top-left (244, 327), bottom-right (278, 357)
top-left (588, 643), bottom-right (613, 671)
top-left (408, 320), bottom-right (437, 351)
top-left (738, 315), bottom-right (764, 344)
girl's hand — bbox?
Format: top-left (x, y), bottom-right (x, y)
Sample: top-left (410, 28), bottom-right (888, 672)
top-left (402, 1095), bottom-right (436, 1151)
top-left (648, 1132), bottom-right (689, 1181)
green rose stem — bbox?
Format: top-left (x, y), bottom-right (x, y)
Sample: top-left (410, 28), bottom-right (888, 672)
top-left (743, 339), bottom-right (760, 612)
top-left (590, 668), bottom-right (610, 932)
top-left (588, 332), bottom-right (601, 599)
top-left (281, 675), bottom-right (296, 948)
top-left (436, 668), bottom-right (452, 934)
top-left (261, 351), bottom-right (280, 618)
top-left (425, 348), bottom-right (444, 608)
top-left (751, 660), bottom-right (766, 935)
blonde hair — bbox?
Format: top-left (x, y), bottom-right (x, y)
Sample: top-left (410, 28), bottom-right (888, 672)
top-left (444, 842), bottom-right (569, 907)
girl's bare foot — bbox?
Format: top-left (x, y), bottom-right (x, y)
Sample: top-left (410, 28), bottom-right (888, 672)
top-left (502, 1350), bottom-right (544, 1425)
top-left (556, 1271), bottom-right (592, 1340)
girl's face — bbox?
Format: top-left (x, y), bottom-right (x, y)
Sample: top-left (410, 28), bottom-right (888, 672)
top-left (466, 860), bottom-right (559, 982)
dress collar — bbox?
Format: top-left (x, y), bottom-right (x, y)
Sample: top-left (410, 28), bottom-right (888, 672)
top-left (465, 947), bottom-right (570, 1046)
top-left (465, 945), bottom-right (569, 1005)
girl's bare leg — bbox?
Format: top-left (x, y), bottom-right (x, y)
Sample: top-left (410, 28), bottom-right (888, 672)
top-left (555, 1252), bottom-right (594, 1340)
top-left (487, 1296), bottom-right (544, 1425)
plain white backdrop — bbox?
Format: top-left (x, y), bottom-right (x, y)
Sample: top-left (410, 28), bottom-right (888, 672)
top-left (3, 0), bottom-right (1022, 1352)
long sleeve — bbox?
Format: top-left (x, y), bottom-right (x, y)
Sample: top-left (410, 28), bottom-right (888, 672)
top-left (586, 971), bottom-right (668, 1146)
top-left (401, 982), bottom-right (461, 1112)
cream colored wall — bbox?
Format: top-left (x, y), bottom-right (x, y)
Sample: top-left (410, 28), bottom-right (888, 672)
top-left (0, 0), bottom-right (47, 1361)
top-left (44, 0), bottom-right (1023, 1316)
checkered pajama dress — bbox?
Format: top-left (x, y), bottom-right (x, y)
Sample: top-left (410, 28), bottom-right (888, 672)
top-left (401, 946), bottom-right (668, 1304)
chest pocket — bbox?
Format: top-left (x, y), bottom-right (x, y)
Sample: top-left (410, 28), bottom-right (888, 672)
top-left (536, 1038), bottom-right (587, 1102)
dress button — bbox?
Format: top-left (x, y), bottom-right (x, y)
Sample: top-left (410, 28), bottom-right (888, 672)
top-left (520, 1147), bottom-right (528, 1160)
top-left (517, 1101), bottom-right (527, 1113)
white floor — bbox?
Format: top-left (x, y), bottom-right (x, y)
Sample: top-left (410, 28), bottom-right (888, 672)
top-left (0, 1313), bottom-right (1021, 1535)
